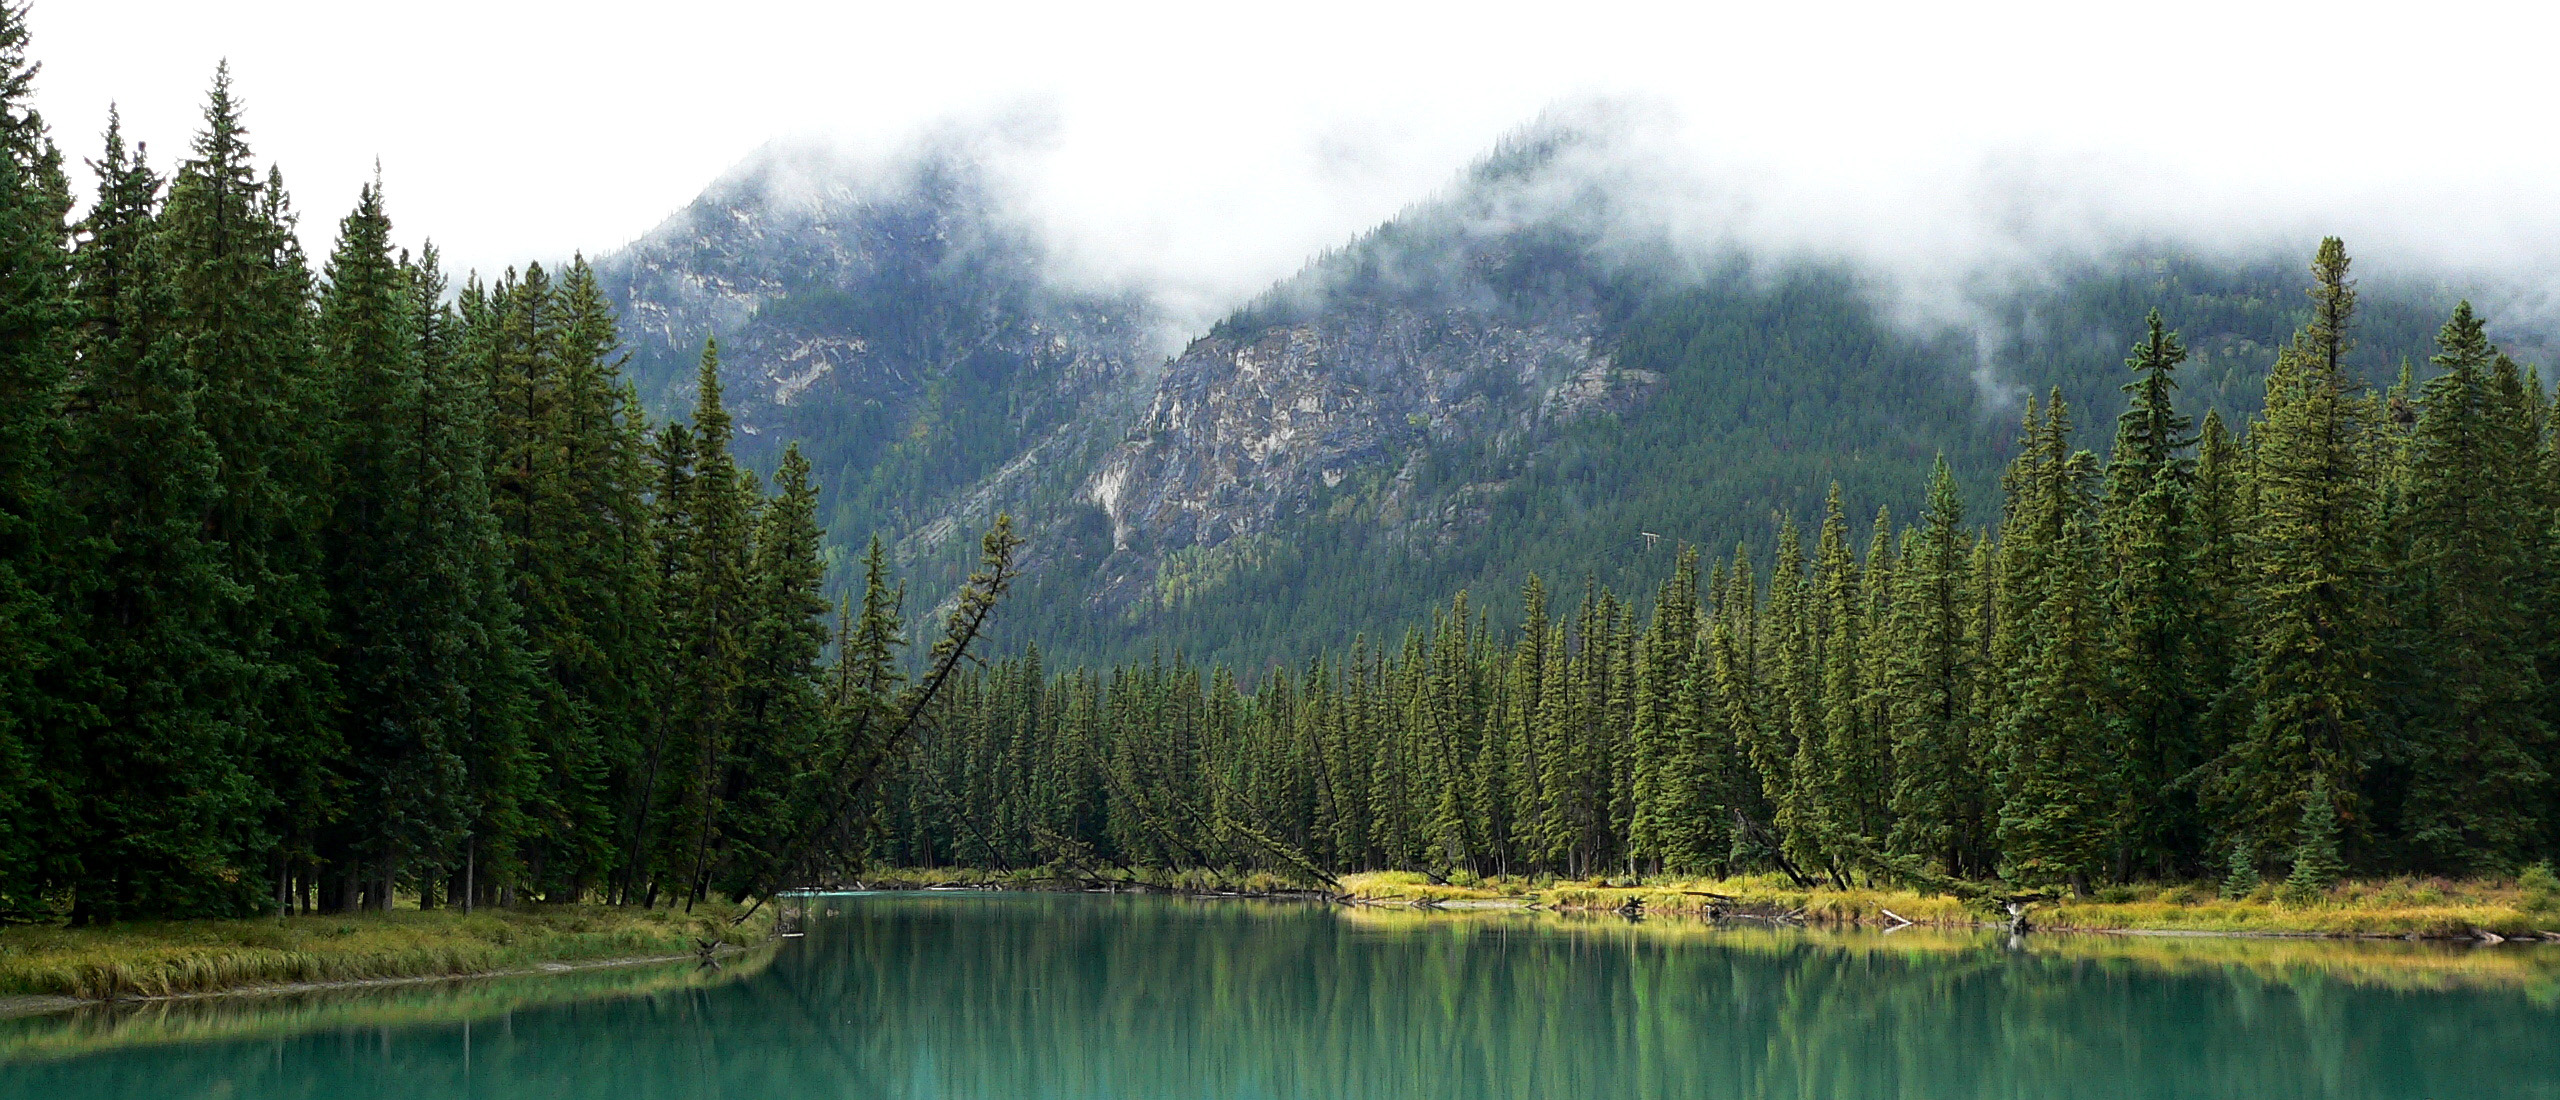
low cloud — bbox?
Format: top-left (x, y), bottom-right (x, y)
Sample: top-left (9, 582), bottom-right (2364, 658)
top-left (49, 0), bottom-right (2560, 377)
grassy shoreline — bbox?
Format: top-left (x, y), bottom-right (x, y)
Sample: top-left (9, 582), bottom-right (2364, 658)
top-left (1342, 871), bottom-right (2560, 939)
top-left (19, 868), bottom-right (2538, 1009)
top-left (854, 867), bottom-right (2560, 940)
top-left (0, 946), bottom-right (778, 1063)
top-left (0, 903), bottom-right (770, 1003)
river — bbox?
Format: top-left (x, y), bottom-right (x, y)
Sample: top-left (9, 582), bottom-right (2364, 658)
top-left (5, 892), bottom-right (2556, 1098)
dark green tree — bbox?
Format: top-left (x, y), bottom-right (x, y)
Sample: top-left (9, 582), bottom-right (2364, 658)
top-left (0, 0), bottom-right (68, 918)
top-left (59, 110), bottom-right (262, 921)
top-left (2222, 238), bottom-right (2378, 861)
top-left (156, 66), bottom-right (341, 912)
top-left (1886, 459), bottom-right (1981, 875)
top-left (2391, 303), bottom-right (2548, 871)
top-left (2100, 310), bottom-right (2203, 877)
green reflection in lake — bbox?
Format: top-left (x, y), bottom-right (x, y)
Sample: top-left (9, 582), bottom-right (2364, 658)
top-left (4, 893), bottom-right (2555, 1098)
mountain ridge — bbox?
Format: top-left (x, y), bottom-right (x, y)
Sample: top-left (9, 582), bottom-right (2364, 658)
top-left (598, 123), bottom-right (2528, 671)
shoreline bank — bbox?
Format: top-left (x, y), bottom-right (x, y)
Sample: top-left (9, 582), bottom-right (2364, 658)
top-left (0, 944), bottom-right (769, 1021)
top-left (0, 904), bottom-right (772, 1008)
top-left (842, 868), bottom-right (2560, 943)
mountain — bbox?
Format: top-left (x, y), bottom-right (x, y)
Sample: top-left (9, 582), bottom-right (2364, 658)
top-left (601, 125), bottom-right (2523, 672)
top-left (595, 138), bottom-right (1161, 587)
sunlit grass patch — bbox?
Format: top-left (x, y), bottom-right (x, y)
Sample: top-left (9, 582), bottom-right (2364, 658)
top-left (0, 903), bottom-right (765, 1001)
top-left (1338, 871), bottom-right (1509, 902)
top-left (0, 946), bottom-right (773, 1062)
top-left (2039, 876), bottom-right (2547, 938)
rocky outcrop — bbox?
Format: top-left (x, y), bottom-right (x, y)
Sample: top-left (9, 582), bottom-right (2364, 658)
top-left (588, 126), bottom-right (1664, 630)
top-left (1084, 299), bottom-right (1659, 605)
top-left (596, 149), bottom-right (1153, 442)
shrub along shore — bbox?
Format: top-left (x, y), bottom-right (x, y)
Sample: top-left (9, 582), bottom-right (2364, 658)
top-left (853, 867), bottom-right (2560, 941)
top-left (0, 904), bottom-right (768, 1005)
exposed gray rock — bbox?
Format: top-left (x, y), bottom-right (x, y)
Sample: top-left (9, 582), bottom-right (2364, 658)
top-left (1084, 297), bottom-right (1661, 608)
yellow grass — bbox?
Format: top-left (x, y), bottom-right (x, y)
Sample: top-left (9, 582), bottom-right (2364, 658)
top-left (0, 946), bottom-right (774, 1062)
top-left (862, 866), bottom-right (1332, 895)
top-left (0, 903), bottom-right (767, 1001)
top-left (1328, 906), bottom-right (2560, 996)
top-left (1337, 871), bottom-right (2558, 938)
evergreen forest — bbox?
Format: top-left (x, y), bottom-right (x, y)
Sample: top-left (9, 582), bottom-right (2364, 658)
top-left (2, 2), bottom-right (2556, 925)
top-left (0, 10), bottom-right (1014, 922)
top-left (883, 241), bottom-right (2560, 890)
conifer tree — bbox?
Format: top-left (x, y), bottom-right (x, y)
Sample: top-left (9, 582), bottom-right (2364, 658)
top-left (622, 417), bottom-right (695, 902)
top-left (2392, 303), bottom-right (2548, 871)
top-left (59, 111), bottom-right (262, 920)
top-left (717, 443), bottom-right (830, 895)
top-left (2224, 238), bottom-right (2378, 860)
top-left (522, 257), bottom-right (659, 897)
top-left (2101, 311), bottom-right (2202, 876)
top-left (2220, 835), bottom-right (2261, 900)
top-left (1993, 510), bottom-right (2114, 889)
top-left (661, 340), bottom-right (758, 905)
top-left (1887, 459), bottom-right (1980, 874)
top-left (407, 247), bottom-right (536, 909)
top-left (1708, 547), bottom-right (1769, 870)
top-left (2186, 409), bottom-right (2246, 776)
top-left (2284, 775), bottom-right (2345, 897)
top-left (319, 182), bottom-right (470, 908)
top-left (1801, 489), bottom-right (1870, 881)
top-left (1634, 548), bottom-right (1706, 871)
top-left (157, 67), bottom-right (342, 910)
top-left (0, 0), bottom-right (68, 917)
top-left (1763, 518), bottom-right (1820, 871)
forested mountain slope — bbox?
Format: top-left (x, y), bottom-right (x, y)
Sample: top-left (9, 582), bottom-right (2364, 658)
top-left (595, 141), bottom-right (1159, 584)
top-left (603, 128), bottom-right (2521, 673)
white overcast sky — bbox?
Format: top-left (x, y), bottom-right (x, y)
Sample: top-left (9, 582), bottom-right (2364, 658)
top-left (29, 0), bottom-right (2560, 320)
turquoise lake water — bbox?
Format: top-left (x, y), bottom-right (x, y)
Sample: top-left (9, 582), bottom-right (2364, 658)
top-left (5, 892), bottom-right (2556, 1098)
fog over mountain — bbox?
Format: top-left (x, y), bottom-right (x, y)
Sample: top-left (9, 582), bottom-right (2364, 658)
top-left (38, 0), bottom-right (2560, 330)
top-left (598, 92), bottom-right (2560, 415)
top-left (585, 104), bottom-right (2555, 669)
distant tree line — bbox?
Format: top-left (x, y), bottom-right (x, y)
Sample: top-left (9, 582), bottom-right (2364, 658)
top-left (0, 10), bottom-right (1016, 922)
top-left (887, 239), bottom-right (2560, 891)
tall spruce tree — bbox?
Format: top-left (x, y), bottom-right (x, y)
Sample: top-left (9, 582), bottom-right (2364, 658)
top-left (60, 111), bottom-right (263, 920)
top-left (663, 340), bottom-right (757, 905)
top-left (2392, 303), bottom-right (2548, 871)
top-left (528, 258), bottom-right (657, 898)
top-left (0, 0), bottom-right (68, 918)
top-left (157, 67), bottom-right (341, 912)
top-left (2101, 310), bottom-right (2203, 877)
top-left (2224, 238), bottom-right (2378, 860)
top-left (408, 248), bottom-right (537, 910)
top-left (1993, 509), bottom-right (2114, 889)
top-left (319, 182), bottom-right (452, 908)
top-left (1886, 459), bottom-right (1981, 874)
top-left (717, 443), bottom-right (829, 896)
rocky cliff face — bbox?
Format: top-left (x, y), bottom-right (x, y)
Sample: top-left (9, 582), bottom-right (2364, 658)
top-left (594, 142), bottom-right (1160, 578)
top-left (1082, 301), bottom-right (1657, 605)
top-left (604, 145), bottom-right (1151, 417)
top-left (590, 128), bottom-right (1662, 635)
top-left (1038, 126), bottom-right (1660, 617)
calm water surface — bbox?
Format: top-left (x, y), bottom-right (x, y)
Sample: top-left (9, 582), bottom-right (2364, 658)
top-left (5, 893), bottom-right (2558, 1098)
